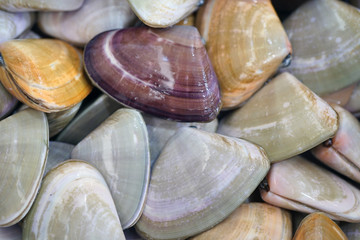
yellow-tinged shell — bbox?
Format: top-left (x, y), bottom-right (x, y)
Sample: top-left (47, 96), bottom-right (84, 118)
top-left (196, 0), bottom-right (292, 109)
top-left (0, 39), bottom-right (92, 113)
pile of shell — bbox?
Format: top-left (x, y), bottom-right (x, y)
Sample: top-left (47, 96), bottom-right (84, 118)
top-left (1, 0), bottom-right (360, 239)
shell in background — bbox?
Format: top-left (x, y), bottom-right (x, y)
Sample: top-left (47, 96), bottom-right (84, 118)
top-left (136, 128), bottom-right (270, 240)
top-left (0, 225), bottom-right (22, 240)
top-left (312, 105), bottom-right (360, 183)
top-left (84, 26), bottom-right (221, 122)
top-left (127, 0), bottom-right (201, 27)
top-left (176, 14), bottom-right (195, 26)
top-left (345, 82), bottom-right (360, 115)
top-left (196, 0), bottom-right (291, 109)
top-left (0, 108), bottom-right (48, 227)
top-left (18, 30), bottom-right (40, 39)
top-left (143, 113), bottom-right (218, 167)
top-left (261, 156), bottom-right (360, 222)
top-left (293, 212), bottom-right (347, 240)
top-left (0, 81), bottom-right (17, 120)
top-left (322, 83), bottom-right (356, 107)
top-left (190, 203), bottom-right (292, 240)
top-left (218, 72), bottom-right (338, 163)
top-left (282, 0), bottom-right (360, 96)
top-left (0, 39), bottom-right (92, 113)
top-left (47, 102), bottom-right (81, 137)
top-left (56, 94), bottom-right (121, 145)
top-left (0, 10), bottom-right (34, 43)
top-left (44, 141), bottom-right (74, 176)
top-left (38, 0), bottom-right (136, 46)
top-left (72, 109), bottom-right (150, 229)
top-left (342, 222), bottom-right (360, 240)
top-left (22, 160), bottom-right (125, 240)
top-left (0, 0), bottom-right (84, 12)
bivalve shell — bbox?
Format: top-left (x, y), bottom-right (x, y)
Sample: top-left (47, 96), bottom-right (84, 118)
top-left (0, 0), bottom-right (84, 12)
top-left (0, 10), bottom-right (34, 43)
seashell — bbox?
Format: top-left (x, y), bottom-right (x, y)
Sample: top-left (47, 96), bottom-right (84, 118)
top-left (127, 0), bottom-right (201, 28)
top-left (293, 212), bottom-right (347, 240)
top-left (84, 26), bottom-right (221, 122)
top-left (0, 39), bottom-right (92, 113)
top-left (18, 30), bottom-right (40, 39)
top-left (47, 102), bottom-right (81, 137)
top-left (0, 81), bottom-right (17, 120)
top-left (0, 224), bottom-right (22, 240)
top-left (0, 0), bottom-right (84, 12)
top-left (196, 0), bottom-right (292, 109)
top-left (135, 127), bottom-right (270, 240)
top-left (72, 109), bottom-right (150, 229)
top-left (190, 203), bottom-right (292, 240)
top-left (260, 156), bottom-right (360, 222)
top-left (38, 0), bottom-right (136, 46)
top-left (56, 94), bottom-right (121, 145)
top-left (44, 141), bottom-right (74, 176)
top-left (342, 222), bottom-right (360, 240)
top-left (322, 83), bottom-right (356, 107)
top-left (22, 160), bottom-right (125, 240)
top-left (282, 0), bottom-right (360, 96)
top-left (0, 108), bottom-right (48, 227)
top-left (143, 113), bottom-right (218, 167)
top-left (345, 82), bottom-right (360, 115)
top-left (312, 104), bottom-right (360, 183)
top-left (0, 10), bottom-right (34, 43)
top-left (176, 14), bottom-right (195, 26)
top-left (218, 72), bottom-right (339, 162)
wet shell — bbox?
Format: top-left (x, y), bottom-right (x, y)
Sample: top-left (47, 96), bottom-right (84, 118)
top-left (261, 156), bottom-right (360, 222)
top-left (190, 203), bottom-right (292, 240)
top-left (0, 0), bottom-right (84, 12)
top-left (0, 10), bottom-right (34, 43)
top-left (72, 109), bottom-right (150, 229)
top-left (282, 0), bottom-right (360, 95)
top-left (0, 81), bottom-right (17, 120)
top-left (0, 39), bottom-right (92, 113)
top-left (218, 72), bottom-right (339, 162)
top-left (136, 127), bottom-right (270, 240)
top-left (56, 94), bottom-right (122, 145)
top-left (0, 108), bottom-right (48, 227)
top-left (196, 0), bottom-right (292, 109)
top-left (38, 0), bottom-right (136, 46)
top-left (293, 212), bottom-right (347, 240)
top-left (84, 26), bottom-right (221, 122)
top-left (312, 105), bottom-right (360, 183)
top-left (44, 141), bottom-right (74, 176)
top-left (22, 160), bottom-right (125, 240)
top-left (127, 0), bottom-right (201, 27)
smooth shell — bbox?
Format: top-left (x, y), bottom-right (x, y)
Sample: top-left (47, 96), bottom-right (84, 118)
top-left (72, 109), bottom-right (150, 229)
top-left (0, 108), bottom-right (48, 226)
top-left (196, 0), bottom-right (292, 109)
top-left (293, 212), bottom-right (348, 240)
top-left (127, 0), bottom-right (201, 27)
top-left (84, 26), bottom-right (221, 122)
top-left (0, 10), bottom-right (34, 43)
top-left (0, 0), bottom-right (84, 11)
top-left (261, 156), bottom-right (360, 222)
top-left (218, 72), bottom-right (339, 162)
top-left (56, 94), bottom-right (121, 145)
top-left (38, 0), bottom-right (136, 46)
top-left (0, 81), bottom-right (17, 120)
top-left (22, 160), bottom-right (125, 240)
top-left (345, 82), bottom-right (360, 115)
top-left (44, 141), bottom-right (74, 176)
top-left (282, 0), bottom-right (360, 95)
top-left (136, 127), bottom-right (270, 240)
top-left (190, 203), bottom-right (292, 240)
top-left (0, 39), bottom-right (92, 112)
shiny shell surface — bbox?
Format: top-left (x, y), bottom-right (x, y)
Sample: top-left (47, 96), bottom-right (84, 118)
top-left (0, 0), bottom-right (84, 12)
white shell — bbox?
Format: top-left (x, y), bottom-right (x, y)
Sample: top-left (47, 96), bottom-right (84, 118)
top-left (0, 10), bottom-right (34, 43)
top-left (0, 0), bottom-right (84, 12)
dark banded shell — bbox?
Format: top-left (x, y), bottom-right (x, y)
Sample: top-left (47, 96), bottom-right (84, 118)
top-left (84, 26), bottom-right (221, 122)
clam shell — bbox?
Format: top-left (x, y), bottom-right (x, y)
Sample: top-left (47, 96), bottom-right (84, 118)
top-left (72, 109), bottom-right (150, 229)
top-left (345, 82), bottom-right (360, 115)
top-left (127, 0), bottom-right (201, 27)
top-left (176, 14), bottom-right (195, 26)
top-left (22, 160), bottom-right (125, 240)
top-left (84, 26), bottom-right (221, 122)
top-left (38, 0), bottom-right (136, 46)
top-left (0, 0), bottom-right (84, 12)
top-left (0, 81), bottom-right (17, 120)
top-left (312, 104), bottom-right (360, 183)
top-left (322, 83), bottom-right (356, 107)
top-left (56, 94), bottom-right (122, 145)
top-left (282, 0), bottom-right (360, 95)
top-left (293, 212), bottom-right (347, 240)
top-left (18, 30), bottom-right (40, 39)
top-left (135, 127), bottom-right (270, 240)
top-left (196, 0), bottom-right (291, 109)
top-left (143, 113), bottom-right (218, 167)
top-left (0, 225), bottom-right (22, 240)
top-left (0, 39), bottom-right (92, 113)
top-left (261, 156), bottom-right (360, 222)
top-left (218, 72), bottom-right (339, 162)
top-left (44, 141), bottom-right (74, 176)
top-left (47, 102), bottom-right (81, 137)
top-left (0, 10), bottom-right (34, 43)
top-left (0, 108), bottom-right (48, 227)
top-left (190, 203), bottom-right (292, 240)
top-left (342, 222), bottom-right (360, 240)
